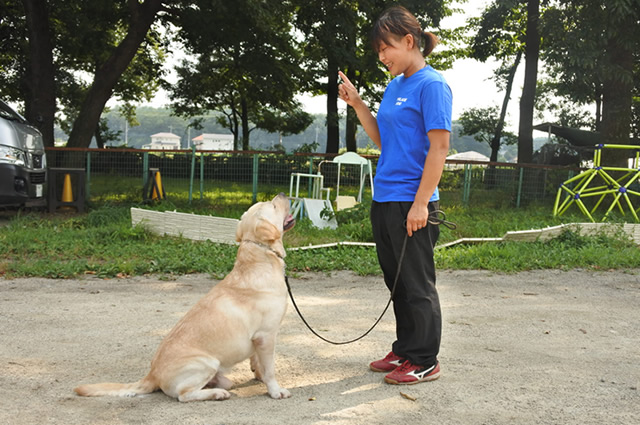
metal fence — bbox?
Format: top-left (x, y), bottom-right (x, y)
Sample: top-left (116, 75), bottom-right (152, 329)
top-left (45, 148), bottom-right (580, 210)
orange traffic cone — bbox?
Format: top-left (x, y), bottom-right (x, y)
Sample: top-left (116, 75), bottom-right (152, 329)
top-left (151, 171), bottom-right (164, 200)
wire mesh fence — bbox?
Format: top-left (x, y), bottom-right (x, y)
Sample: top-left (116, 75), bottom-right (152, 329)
top-left (442, 161), bottom-right (578, 208)
top-left (45, 148), bottom-right (580, 212)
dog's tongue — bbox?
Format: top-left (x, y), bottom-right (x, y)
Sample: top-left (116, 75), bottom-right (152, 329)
top-left (284, 214), bottom-right (296, 230)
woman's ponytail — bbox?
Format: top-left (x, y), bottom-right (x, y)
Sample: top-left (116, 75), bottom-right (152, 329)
top-left (421, 31), bottom-right (439, 57)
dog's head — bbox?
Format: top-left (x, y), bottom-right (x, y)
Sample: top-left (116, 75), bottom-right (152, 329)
top-left (236, 193), bottom-right (295, 258)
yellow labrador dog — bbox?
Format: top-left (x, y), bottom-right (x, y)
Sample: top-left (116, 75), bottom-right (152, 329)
top-left (74, 193), bottom-right (295, 402)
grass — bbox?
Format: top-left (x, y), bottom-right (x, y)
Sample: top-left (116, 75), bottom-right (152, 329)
top-left (0, 207), bottom-right (238, 279)
top-left (1, 189), bottom-right (639, 279)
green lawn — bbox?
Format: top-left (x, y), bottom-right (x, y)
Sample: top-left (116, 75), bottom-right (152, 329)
top-left (1, 188), bottom-right (638, 278)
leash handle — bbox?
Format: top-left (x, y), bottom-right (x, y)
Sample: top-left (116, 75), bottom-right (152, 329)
top-left (286, 233), bottom-right (408, 345)
top-left (403, 210), bottom-right (457, 232)
top-left (428, 209), bottom-right (457, 230)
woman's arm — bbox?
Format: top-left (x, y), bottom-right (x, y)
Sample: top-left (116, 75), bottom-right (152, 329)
top-left (405, 129), bottom-right (450, 237)
top-left (338, 71), bottom-right (381, 148)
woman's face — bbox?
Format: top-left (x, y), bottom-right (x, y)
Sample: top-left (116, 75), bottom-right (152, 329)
top-left (376, 34), bottom-right (414, 76)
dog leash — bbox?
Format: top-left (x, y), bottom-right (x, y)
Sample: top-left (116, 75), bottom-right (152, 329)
top-left (428, 209), bottom-right (457, 230)
top-left (285, 210), bottom-right (456, 345)
top-left (285, 233), bottom-right (407, 345)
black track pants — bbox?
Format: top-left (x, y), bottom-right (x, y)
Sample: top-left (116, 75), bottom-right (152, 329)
top-left (370, 201), bottom-right (441, 367)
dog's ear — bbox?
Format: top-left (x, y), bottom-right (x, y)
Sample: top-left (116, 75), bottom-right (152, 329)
top-left (235, 222), bottom-right (243, 242)
top-left (254, 217), bottom-right (281, 243)
top-left (236, 211), bottom-right (249, 242)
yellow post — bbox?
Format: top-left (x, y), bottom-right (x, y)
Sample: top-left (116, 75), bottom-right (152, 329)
top-left (151, 171), bottom-right (164, 200)
top-left (61, 173), bottom-right (74, 203)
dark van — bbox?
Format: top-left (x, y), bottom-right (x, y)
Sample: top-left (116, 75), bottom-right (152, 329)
top-left (0, 100), bottom-right (47, 206)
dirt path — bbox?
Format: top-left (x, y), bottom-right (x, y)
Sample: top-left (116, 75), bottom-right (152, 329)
top-left (1, 269), bottom-right (639, 424)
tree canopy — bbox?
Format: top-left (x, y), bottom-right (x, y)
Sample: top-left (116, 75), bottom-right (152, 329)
top-left (541, 0), bottom-right (640, 165)
top-left (1, 0), bottom-right (167, 148)
top-left (459, 106), bottom-right (517, 162)
top-left (167, 0), bottom-right (312, 150)
top-left (1, 0), bottom-right (639, 161)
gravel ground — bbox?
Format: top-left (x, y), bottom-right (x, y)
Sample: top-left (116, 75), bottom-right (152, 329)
top-left (1, 269), bottom-right (639, 425)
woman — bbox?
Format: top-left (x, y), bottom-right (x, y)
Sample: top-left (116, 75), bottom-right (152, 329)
top-left (338, 5), bottom-right (452, 385)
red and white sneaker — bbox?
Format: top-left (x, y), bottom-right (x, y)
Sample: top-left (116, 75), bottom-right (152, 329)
top-left (384, 360), bottom-right (440, 385)
top-left (369, 351), bottom-right (405, 372)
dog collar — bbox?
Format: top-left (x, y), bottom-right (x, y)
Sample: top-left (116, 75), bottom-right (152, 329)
top-left (241, 240), bottom-right (285, 260)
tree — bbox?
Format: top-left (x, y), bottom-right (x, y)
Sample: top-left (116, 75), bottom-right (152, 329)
top-left (257, 103), bottom-right (315, 146)
top-left (1, 0), bottom-right (167, 148)
top-left (65, 0), bottom-right (166, 148)
top-left (21, 0), bottom-right (56, 147)
top-left (467, 0), bottom-right (539, 164)
top-left (467, 1), bottom-right (524, 163)
top-left (458, 106), bottom-right (517, 162)
top-left (169, 0), bottom-right (311, 151)
top-left (541, 0), bottom-right (639, 166)
top-left (539, 4), bottom-right (605, 131)
top-left (517, 0), bottom-right (540, 164)
top-left (294, 0), bottom-right (356, 153)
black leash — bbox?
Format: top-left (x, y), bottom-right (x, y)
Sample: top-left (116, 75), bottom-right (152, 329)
top-left (428, 209), bottom-right (457, 230)
top-left (285, 232), bottom-right (408, 345)
top-left (285, 209), bottom-right (456, 345)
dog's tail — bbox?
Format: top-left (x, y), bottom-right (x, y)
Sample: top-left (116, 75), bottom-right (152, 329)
top-left (74, 374), bottom-right (158, 398)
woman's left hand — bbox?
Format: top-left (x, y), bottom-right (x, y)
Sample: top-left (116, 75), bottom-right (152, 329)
top-left (406, 203), bottom-right (429, 237)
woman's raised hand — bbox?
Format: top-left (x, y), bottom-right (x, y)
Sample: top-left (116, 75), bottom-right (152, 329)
top-left (337, 70), bottom-right (381, 148)
top-left (338, 71), bottom-right (362, 108)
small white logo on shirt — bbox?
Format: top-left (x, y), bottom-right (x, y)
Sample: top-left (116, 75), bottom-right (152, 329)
top-left (395, 97), bottom-right (407, 106)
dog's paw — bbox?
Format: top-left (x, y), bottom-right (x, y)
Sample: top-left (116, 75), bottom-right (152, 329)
top-left (178, 388), bottom-right (232, 402)
top-left (213, 389), bottom-right (231, 400)
top-left (268, 387), bottom-right (291, 399)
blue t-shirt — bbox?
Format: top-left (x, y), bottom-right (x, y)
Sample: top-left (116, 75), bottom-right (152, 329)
top-left (374, 66), bottom-right (452, 203)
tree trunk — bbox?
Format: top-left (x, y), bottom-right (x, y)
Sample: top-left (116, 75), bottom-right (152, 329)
top-left (491, 51), bottom-right (522, 163)
top-left (517, 0), bottom-right (540, 164)
top-left (345, 68), bottom-right (358, 152)
top-left (326, 56), bottom-right (340, 154)
top-left (232, 111), bottom-right (239, 151)
top-left (66, 0), bottom-right (163, 148)
top-left (223, 105), bottom-right (240, 150)
top-left (94, 128), bottom-right (105, 149)
top-left (22, 0), bottom-right (56, 148)
top-left (594, 84), bottom-right (602, 132)
top-left (345, 106), bottom-right (357, 152)
top-left (240, 97), bottom-right (250, 150)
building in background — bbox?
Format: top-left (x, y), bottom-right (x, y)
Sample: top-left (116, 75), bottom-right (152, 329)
top-left (143, 132), bottom-right (181, 149)
top-left (191, 133), bottom-right (234, 151)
